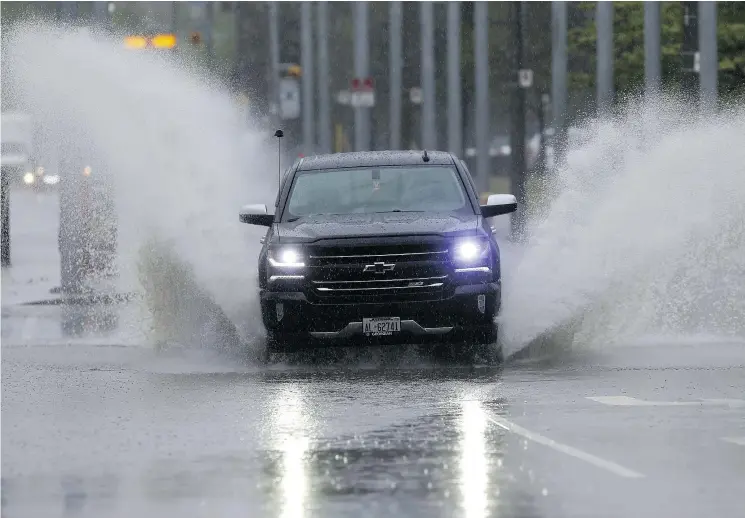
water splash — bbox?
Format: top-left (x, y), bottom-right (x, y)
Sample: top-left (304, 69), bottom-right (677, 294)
top-left (501, 96), bottom-right (745, 357)
top-left (6, 22), bottom-right (274, 353)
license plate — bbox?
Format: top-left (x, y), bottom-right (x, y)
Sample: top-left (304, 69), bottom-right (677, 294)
top-left (363, 317), bottom-right (401, 336)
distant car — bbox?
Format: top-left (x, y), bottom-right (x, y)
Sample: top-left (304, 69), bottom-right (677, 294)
top-left (22, 165), bottom-right (60, 190)
top-left (239, 150), bottom-right (517, 364)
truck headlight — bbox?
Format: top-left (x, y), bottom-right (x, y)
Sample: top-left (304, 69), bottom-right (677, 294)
top-left (452, 238), bottom-right (489, 264)
top-left (268, 247), bottom-right (305, 269)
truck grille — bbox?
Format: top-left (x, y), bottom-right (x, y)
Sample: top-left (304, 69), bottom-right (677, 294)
top-left (306, 240), bottom-right (452, 303)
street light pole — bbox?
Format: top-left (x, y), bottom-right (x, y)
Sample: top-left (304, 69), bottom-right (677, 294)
top-left (317, 2), bottom-right (331, 155)
top-left (420, 1), bottom-right (437, 150)
top-left (510, 0), bottom-right (527, 238)
top-left (551, 0), bottom-right (567, 160)
top-left (389, 1), bottom-right (403, 150)
top-left (353, 2), bottom-right (370, 151)
top-left (474, 1), bottom-right (490, 198)
top-left (447, 2), bottom-right (462, 157)
top-left (300, 2), bottom-right (315, 155)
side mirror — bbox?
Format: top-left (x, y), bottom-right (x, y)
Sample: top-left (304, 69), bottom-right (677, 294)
top-left (480, 193), bottom-right (517, 218)
top-left (239, 204), bottom-right (274, 226)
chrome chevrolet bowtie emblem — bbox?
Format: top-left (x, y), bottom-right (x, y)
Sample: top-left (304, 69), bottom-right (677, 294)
top-left (364, 261), bottom-right (395, 274)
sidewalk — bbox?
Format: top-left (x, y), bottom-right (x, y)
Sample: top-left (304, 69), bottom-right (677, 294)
top-left (1, 189), bottom-right (63, 307)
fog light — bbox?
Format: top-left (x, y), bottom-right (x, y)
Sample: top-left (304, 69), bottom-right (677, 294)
top-left (477, 295), bottom-right (486, 314)
top-left (276, 302), bottom-right (284, 322)
top-left (23, 172), bottom-right (35, 185)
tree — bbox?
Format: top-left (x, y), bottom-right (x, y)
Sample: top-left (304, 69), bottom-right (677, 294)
top-left (567, 1), bottom-right (745, 105)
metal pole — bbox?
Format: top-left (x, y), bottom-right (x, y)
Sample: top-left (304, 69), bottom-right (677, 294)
top-left (268, 3), bottom-right (281, 130)
top-left (1, 170), bottom-right (10, 267)
top-left (644, 1), bottom-right (661, 97)
top-left (59, 1), bottom-right (78, 24)
top-left (301, 2), bottom-right (315, 155)
top-left (317, 2), bottom-right (331, 154)
top-left (57, 2), bottom-right (80, 291)
top-left (353, 1), bottom-right (370, 151)
top-left (511, 1), bottom-right (527, 238)
top-left (92, 2), bottom-right (109, 29)
top-left (596, 1), bottom-right (614, 117)
top-left (474, 1), bottom-right (490, 197)
top-left (681, 1), bottom-right (699, 102)
top-left (171, 1), bottom-right (179, 56)
top-left (204, 1), bottom-right (214, 67)
top-left (389, 1), bottom-right (403, 150)
top-left (551, 1), bottom-right (568, 160)
top-left (420, 2), bottom-right (437, 150)
top-left (698, 1), bottom-right (718, 113)
top-left (447, 2), bottom-right (462, 157)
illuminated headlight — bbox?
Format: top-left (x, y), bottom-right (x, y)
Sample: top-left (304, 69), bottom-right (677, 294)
top-left (268, 247), bottom-right (305, 269)
top-left (23, 172), bottom-right (35, 185)
top-left (452, 238), bottom-right (489, 264)
top-left (42, 174), bottom-right (60, 185)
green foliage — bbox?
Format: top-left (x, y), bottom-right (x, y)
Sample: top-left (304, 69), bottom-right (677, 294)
top-left (567, 1), bottom-right (745, 102)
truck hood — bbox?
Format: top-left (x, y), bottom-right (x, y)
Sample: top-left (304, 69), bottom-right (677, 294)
top-left (275, 212), bottom-right (480, 242)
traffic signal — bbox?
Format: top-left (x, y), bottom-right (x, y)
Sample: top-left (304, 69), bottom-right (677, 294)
top-left (124, 34), bottom-right (176, 49)
top-left (124, 35), bottom-right (148, 49)
top-left (286, 65), bottom-right (302, 77)
top-left (151, 34), bottom-right (176, 49)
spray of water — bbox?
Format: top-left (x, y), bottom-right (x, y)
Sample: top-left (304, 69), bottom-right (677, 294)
top-left (6, 22), bottom-right (275, 354)
top-left (500, 96), bottom-right (745, 358)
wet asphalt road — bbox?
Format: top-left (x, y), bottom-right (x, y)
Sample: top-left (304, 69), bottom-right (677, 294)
top-left (3, 190), bottom-right (745, 518)
top-left (3, 301), bottom-right (745, 518)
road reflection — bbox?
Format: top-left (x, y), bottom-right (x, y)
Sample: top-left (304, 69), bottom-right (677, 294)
top-left (255, 370), bottom-right (546, 518)
top-left (2, 366), bottom-right (549, 517)
top-left (460, 398), bottom-right (490, 518)
top-left (0, 472), bottom-right (120, 518)
top-left (267, 383), bottom-right (314, 518)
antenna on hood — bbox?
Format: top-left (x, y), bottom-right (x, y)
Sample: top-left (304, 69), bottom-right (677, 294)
top-left (274, 129), bottom-right (284, 187)
top-left (274, 129), bottom-right (285, 240)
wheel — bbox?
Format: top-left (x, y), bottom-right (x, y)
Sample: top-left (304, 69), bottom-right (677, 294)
top-left (259, 331), bottom-right (298, 365)
top-left (259, 334), bottom-right (280, 365)
top-left (465, 324), bottom-right (503, 366)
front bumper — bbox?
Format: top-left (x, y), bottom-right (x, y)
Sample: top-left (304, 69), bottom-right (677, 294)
top-left (260, 282), bottom-right (500, 346)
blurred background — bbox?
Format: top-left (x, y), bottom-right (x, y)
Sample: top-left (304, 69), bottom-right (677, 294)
top-left (1, 1), bottom-right (744, 290)
top-left (4, 2), bottom-right (743, 185)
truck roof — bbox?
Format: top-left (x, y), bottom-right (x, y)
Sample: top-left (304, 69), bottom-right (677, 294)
top-left (296, 150), bottom-right (455, 171)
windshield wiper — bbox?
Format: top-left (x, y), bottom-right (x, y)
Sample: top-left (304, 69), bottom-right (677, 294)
top-left (286, 213), bottom-right (346, 222)
top-left (374, 209), bottom-right (425, 213)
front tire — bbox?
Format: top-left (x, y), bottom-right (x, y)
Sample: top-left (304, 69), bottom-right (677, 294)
top-left (260, 331), bottom-right (299, 364)
top-left (464, 324), bottom-right (502, 366)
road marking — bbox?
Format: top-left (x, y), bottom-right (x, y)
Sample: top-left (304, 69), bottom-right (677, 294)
top-left (722, 437), bottom-right (745, 447)
top-left (483, 413), bottom-right (645, 479)
top-left (588, 396), bottom-right (745, 407)
top-left (588, 396), bottom-right (701, 407)
top-left (701, 399), bottom-right (745, 408)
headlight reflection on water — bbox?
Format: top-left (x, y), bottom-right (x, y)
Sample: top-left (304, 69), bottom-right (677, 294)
top-left (272, 385), bottom-right (312, 518)
top-left (459, 398), bottom-right (491, 518)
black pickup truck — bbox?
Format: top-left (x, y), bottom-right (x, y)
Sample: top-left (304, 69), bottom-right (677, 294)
top-left (239, 150), bottom-right (516, 364)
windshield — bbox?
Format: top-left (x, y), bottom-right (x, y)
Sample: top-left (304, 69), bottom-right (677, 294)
top-left (284, 165), bottom-right (471, 220)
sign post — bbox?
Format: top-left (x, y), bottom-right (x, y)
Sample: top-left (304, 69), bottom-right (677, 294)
top-left (350, 77), bottom-right (375, 108)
